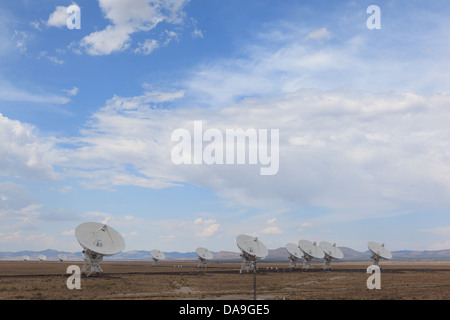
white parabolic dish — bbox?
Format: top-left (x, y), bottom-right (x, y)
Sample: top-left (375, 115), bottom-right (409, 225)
top-left (236, 235), bottom-right (268, 259)
top-left (58, 254), bottom-right (67, 261)
top-left (299, 240), bottom-right (325, 259)
top-left (38, 254), bottom-right (46, 261)
top-left (368, 241), bottom-right (392, 260)
top-left (196, 247), bottom-right (213, 260)
top-left (151, 249), bottom-right (165, 260)
top-left (319, 241), bottom-right (344, 260)
top-left (285, 243), bottom-right (303, 259)
top-left (75, 222), bottom-right (125, 256)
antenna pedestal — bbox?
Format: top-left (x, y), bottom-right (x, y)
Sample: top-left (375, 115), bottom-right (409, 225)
top-left (197, 257), bottom-right (207, 268)
top-left (240, 253), bottom-right (257, 273)
top-left (152, 258), bottom-right (160, 267)
top-left (302, 255), bottom-right (313, 271)
top-left (288, 256), bottom-right (298, 270)
top-left (322, 256), bottom-right (332, 270)
top-left (370, 253), bottom-right (380, 266)
top-left (82, 249), bottom-right (104, 276)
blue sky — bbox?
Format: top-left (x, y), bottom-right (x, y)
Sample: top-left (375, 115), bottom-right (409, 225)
top-left (0, 0), bottom-right (450, 254)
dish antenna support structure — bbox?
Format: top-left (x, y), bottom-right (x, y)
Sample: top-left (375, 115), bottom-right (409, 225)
top-left (298, 240), bottom-right (325, 270)
top-left (368, 242), bottom-right (392, 266)
top-left (75, 222), bottom-right (125, 276)
top-left (285, 243), bottom-right (303, 270)
top-left (196, 247), bottom-right (213, 268)
top-left (58, 254), bottom-right (67, 263)
top-left (150, 250), bottom-right (165, 266)
top-left (236, 235), bottom-right (268, 274)
top-left (319, 241), bottom-right (344, 270)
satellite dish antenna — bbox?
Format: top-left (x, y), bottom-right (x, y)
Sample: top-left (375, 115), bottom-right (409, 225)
top-left (196, 247), bottom-right (213, 268)
top-left (236, 235), bottom-right (268, 273)
top-left (298, 240), bottom-right (324, 270)
top-left (22, 255), bottom-right (30, 262)
top-left (285, 243), bottom-right (303, 270)
top-left (150, 250), bottom-right (165, 266)
top-left (368, 241), bottom-right (392, 266)
top-left (319, 241), bottom-right (344, 270)
top-left (75, 222), bottom-right (125, 276)
top-left (58, 254), bottom-right (67, 263)
top-left (38, 254), bottom-right (47, 262)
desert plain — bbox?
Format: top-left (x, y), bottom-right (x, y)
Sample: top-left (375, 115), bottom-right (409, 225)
top-left (0, 260), bottom-right (449, 300)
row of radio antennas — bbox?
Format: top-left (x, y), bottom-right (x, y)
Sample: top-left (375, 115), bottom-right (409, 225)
top-left (286, 240), bottom-right (344, 270)
top-left (21, 254), bottom-right (67, 262)
top-left (73, 222), bottom-right (392, 276)
top-left (286, 240), bottom-right (392, 270)
top-left (150, 247), bottom-right (214, 268)
top-left (235, 235), bottom-right (392, 272)
top-left (75, 221), bottom-right (215, 276)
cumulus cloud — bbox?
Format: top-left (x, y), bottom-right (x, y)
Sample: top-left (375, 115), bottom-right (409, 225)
top-left (57, 87), bottom-right (450, 224)
top-left (262, 218), bottom-right (282, 234)
top-left (80, 0), bottom-right (189, 55)
top-left (0, 114), bottom-right (62, 181)
top-left (194, 218), bottom-right (220, 238)
top-left (47, 5), bottom-right (69, 28)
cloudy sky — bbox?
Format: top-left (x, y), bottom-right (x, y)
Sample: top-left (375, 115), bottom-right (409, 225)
top-left (0, 0), bottom-right (449, 254)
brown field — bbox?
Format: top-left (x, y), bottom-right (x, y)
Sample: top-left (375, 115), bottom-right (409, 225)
top-left (0, 260), bottom-right (449, 300)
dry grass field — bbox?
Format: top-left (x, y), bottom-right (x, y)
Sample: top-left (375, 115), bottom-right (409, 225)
top-left (0, 260), bottom-right (449, 300)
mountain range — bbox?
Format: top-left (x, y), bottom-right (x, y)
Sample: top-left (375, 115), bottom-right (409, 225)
top-left (1, 247), bottom-right (449, 262)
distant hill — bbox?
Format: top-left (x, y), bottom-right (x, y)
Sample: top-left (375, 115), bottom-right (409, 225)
top-left (0, 247), bottom-right (449, 262)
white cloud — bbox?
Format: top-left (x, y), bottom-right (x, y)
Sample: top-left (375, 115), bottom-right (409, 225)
top-left (192, 28), bottom-right (203, 39)
top-left (47, 6), bottom-right (69, 28)
top-left (0, 115), bottom-right (61, 181)
top-left (30, 21), bottom-right (41, 31)
top-left (262, 218), bottom-right (282, 234)
top-left (63, 87), bottom-right (79, 96)
top-left (196, 223), bottom-right (220, 238)
top-left (80, 0), bottom-right (189, 55)
top-left (38, 51), bottom-right (64, 65)
top-left (58, 87), bottom-right (450, 224)
top-left (134, 39), bottom-right (159, 55)
top-left (305, 27), bottom-right (332, 41)
top-left (262, 226), bottom-right (282, 235)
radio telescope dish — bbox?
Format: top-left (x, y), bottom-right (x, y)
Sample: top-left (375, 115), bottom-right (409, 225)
top-left (75, 222), bottom-right (125, 276)
top-left (236, 235), bottom-right (268, 273)
top-left (319, 241), bottom-right (344, 270)
top-left (22, 255), bottom-right (30, 262)
top-left (196, 247), bottom-right (213, 268)
top-left (298, 240), bottom-right (324, 270)
top-left (58, 254), bottom-right (67, 263)
top-left (368, 242), bottom-right (392, 266)
top-left (150, 250), bottom-right (165, 266)
top-left (38, 254), bottom-right (47, 262)
top-left (285, 243), bottom-right (303, 270)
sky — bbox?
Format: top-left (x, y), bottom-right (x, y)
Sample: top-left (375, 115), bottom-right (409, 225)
top-left (0, 0), bottom-right (450, 254)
